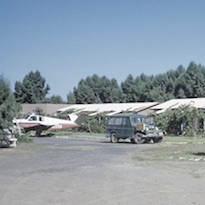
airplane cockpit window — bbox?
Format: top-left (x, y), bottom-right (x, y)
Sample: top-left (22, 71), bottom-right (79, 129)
top-left (24, 114), bottom-right (30, 119)
top-left (29, 116), bottom-right (37, 121)
top-left (39, 116), bottom-right (44, 121)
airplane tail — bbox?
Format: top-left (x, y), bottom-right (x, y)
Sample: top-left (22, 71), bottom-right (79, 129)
top-left (68, 113), bottom-right (78, 122)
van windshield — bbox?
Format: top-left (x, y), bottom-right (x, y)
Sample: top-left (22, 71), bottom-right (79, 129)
top-left (130, 116), bottom-right (143, 125)
top-left (145, 116), bottom-right (155, 125)
top-left (130, 116), bottom-right (155, 126)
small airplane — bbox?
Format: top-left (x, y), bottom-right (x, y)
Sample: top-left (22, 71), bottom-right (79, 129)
top-left (13, 113), bottom-right (79, 136)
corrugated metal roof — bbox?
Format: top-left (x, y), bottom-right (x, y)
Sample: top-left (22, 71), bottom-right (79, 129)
top-left (57, 102), bottom-right (159, 116)
top-left (152, 98), bottom-right (205, 114)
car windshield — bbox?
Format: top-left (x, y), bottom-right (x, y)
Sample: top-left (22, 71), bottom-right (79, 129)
top-left (130, 116), bottom-right (143, 125)
top-left (130, 115), bottom-right (155, 126)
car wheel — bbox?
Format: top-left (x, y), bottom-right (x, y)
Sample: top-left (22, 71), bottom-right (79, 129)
top-left (153, 138), bottom-right (162, 143)
top-left (110, 133), bottom-right (118, 143)
top-left (134, 134), bottom-right (146, 144)
top-left (130, 138), bottom-right (137, 144)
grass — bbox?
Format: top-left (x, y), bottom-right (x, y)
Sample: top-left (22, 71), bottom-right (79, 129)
top-left (16, 132), bottom-right (33, 143)
top-left (133, 135), bottom-right (205, 162)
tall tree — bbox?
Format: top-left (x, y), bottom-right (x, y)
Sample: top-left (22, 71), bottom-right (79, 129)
top-left (0, 76), bottom-right (20, 132)
top-left (121, 74), bottom-right (139, 102)
top-left (14, 71), bottom-right (50, 103)
top-left (67, 92), bottom-right (76, 104)
top-left (47, 95), bottom-right (64, 104)
top-left (67, 62), bottom-right (205, 104)
top-left (71, 74), bottom-right (124, 104)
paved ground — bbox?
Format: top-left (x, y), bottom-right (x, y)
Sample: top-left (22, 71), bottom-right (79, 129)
top-left (0, 136), bottom-right (205, 205)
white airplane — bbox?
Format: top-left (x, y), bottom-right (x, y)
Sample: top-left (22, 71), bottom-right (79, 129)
top-left (13, 113), bottom-right (79, 136)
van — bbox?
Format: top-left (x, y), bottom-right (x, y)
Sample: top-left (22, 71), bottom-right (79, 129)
top-left (106, 113), bottom-right (163, 144)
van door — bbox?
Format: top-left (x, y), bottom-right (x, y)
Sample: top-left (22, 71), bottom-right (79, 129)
top-left (107, 117), bottom-right (123, 138)
top-left (121, 117), bottom-right (133, 139)
top-left (114, 117), bottom-right (123, 137)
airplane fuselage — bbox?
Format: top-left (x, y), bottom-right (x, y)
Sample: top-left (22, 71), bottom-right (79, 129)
top-left (14, 114), bottom-right (79, 135)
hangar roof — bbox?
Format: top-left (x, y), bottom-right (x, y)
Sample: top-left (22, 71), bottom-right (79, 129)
top-left (152, 98), bottom-right (205, 114)
top-left (58, 102), bottom-right (158, 116)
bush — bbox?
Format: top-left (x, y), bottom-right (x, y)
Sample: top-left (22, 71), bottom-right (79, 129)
top-left (155, 105), bottom-right (205, 136)
top-left (0, 76), bottom-right (20, 132)
top-left (16, 134), bottom-right (33, 143)
top-left (75, 113), bottom-right (106, 133)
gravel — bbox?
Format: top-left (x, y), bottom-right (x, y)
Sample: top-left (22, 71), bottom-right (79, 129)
top-left (0, 136), bottom-right (205, 205)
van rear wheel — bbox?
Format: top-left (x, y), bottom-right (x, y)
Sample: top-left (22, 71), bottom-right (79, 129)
top-left (110, 133), bottom-right (118, 143)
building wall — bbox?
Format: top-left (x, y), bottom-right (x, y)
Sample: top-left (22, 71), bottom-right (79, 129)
top-left (20, 104), bottom-right (68, 116)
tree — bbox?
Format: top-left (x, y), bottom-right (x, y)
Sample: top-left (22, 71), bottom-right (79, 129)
top-left (70, 74), bottom-right (124, 104)
top-left (110, 79), bottom-right (125, 103)
top-left (0, 76), bottom-right (20, 133)
top-left (47, 95), bottom-right (64, 104)
top-left (121, 74), bottom-right (139, 102)
top-left (14, 70), bottom-right (50, 103)
top-left (67, 92), bottom-right (76, 104)
top-left (67, 61), bottom-right (205, 104)
top-left (74, 79), bottom-right (97, 104)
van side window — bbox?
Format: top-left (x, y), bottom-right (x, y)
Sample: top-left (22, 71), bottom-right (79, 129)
top-left (115, 118), bottom-right (122, 125)
top-left (108, 118), bottom-right (115, 125)
top-left (122, 118), bottom-right (130, 127)
top-left (108, 117), bottom-right (122, 125)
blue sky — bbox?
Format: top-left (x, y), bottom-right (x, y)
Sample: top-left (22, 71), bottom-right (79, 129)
top-left (1, 0), bottom-right (205, 99)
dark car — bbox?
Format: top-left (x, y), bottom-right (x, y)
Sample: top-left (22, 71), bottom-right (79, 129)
top-left (106, 113), bottom-right (163, 144)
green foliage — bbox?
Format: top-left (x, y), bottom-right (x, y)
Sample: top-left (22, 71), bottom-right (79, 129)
top-left (0, 76), bottom-right (20, 132)
top-left (57, 111), bottom-right (107, 133)
top-left (46, 95), bottom-right (64, 104)
top-left (76, 113), bottom-right (106, 133)
top-left (155, 105), bottom-right (205, 136)
top-left (14, 70), bottom-right (50, 103)
top-left (33, 107), bottom-right (45, 115)
top-left (16, 132), bottom-right (33, 143)
top-left (67, 92), bottom-right (76, 104)
top-left (68, 62), bottom-right (205, 104)
top-left (71, 74), bottom-right (125, 104)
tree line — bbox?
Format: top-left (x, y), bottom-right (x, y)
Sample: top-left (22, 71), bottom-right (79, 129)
top-left (68, 62), bottom-right (205, 104)
top-left (11, 62), bottom-right (205, 104)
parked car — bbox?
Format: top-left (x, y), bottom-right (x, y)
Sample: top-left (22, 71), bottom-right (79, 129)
top-left (106, 113), bottom-right (163, 144)
top-left (0, 129), bottom-right (17, 148)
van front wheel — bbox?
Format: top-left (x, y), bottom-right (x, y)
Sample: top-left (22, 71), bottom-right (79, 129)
top-left (132, 134), bottom-right (146, 144)
top-left (110, 133), bottom-right (118, 143)
top-left (153, 138), bottom-right (162, 143)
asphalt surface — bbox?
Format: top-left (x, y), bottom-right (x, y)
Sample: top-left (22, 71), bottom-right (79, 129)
top-left (0, 136), bottom-right (205, 205)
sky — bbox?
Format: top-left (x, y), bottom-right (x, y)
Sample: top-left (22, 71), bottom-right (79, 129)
top-left (1, 0), bottom-right (205, 100)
